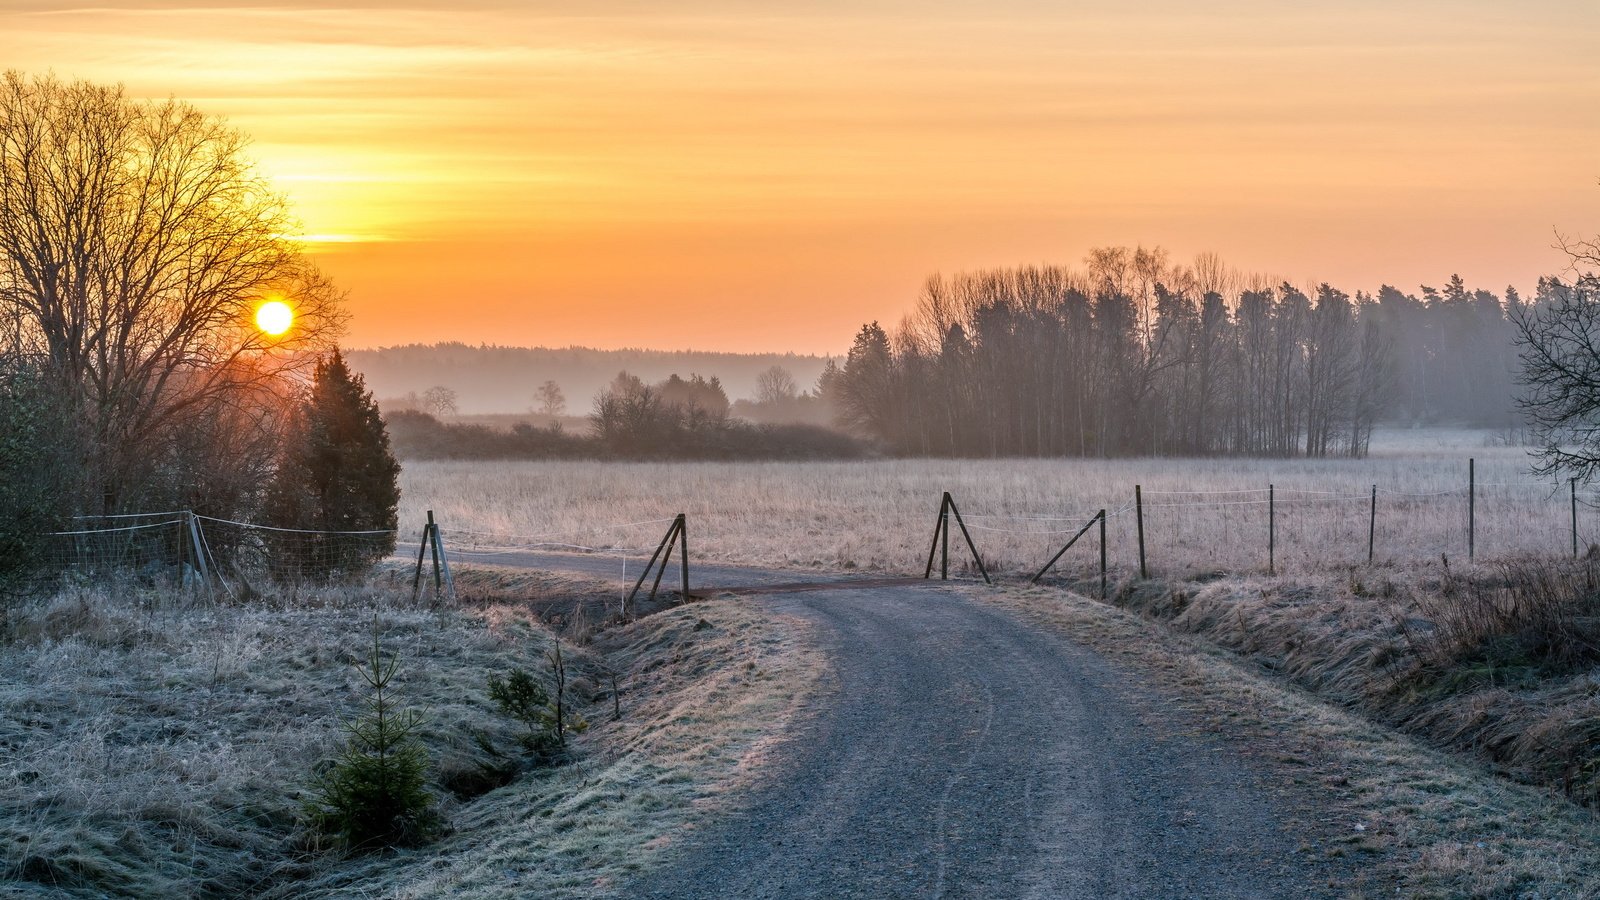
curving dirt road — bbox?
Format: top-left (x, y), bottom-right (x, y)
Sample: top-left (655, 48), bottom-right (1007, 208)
top-left (443, 549), bottom-right (1354, 898)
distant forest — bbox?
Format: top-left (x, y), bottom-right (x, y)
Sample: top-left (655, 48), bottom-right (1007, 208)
top-left (345, 344), bottom-right (835, 415)
top-left (825, 247), bottom-right (1565, 459)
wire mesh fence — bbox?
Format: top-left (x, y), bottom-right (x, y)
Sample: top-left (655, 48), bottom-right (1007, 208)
top-left (34, 512), bottom-right (400, 594)
top-left (40, 515), bottom-right (188, 583)
top-left (196, 516), bottom-right (398, 586)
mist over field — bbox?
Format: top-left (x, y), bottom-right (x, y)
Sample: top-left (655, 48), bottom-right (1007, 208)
top-left (346, 344), bottom-right (835, 414)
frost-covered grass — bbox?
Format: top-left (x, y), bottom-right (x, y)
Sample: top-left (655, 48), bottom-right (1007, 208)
top-left (0, 570), bottom-right (822, 898)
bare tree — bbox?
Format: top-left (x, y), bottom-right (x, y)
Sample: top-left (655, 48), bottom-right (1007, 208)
top-left (754, 365), bottom-right (797, 405)
top-left (0, 72), bottom-right (343, 513)
top-left (534, 379), bottom-right (565, 417)
top-left (1513, 274), bottom-right (1600, 480)
top-left (422, 385), bottom-right (458, 418)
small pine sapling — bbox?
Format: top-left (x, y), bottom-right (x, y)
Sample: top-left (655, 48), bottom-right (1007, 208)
top-left (305, 620), bottom-right (439, 851)
top-left (485, 667), bottom-right (561, 758)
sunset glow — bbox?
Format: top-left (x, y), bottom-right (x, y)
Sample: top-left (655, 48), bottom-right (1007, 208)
top-left (7, 1), bottom-right (1595, 353)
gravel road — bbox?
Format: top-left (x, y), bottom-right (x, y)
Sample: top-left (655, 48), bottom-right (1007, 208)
top-left (437, 549), bottom-right (1352, 898)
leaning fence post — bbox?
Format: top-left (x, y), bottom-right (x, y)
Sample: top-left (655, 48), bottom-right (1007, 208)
top-left (628, 517), bottom-right (685, 615)
top-left (649, 518), bottom-right (675, 602)
top-left (1368, 485), bottom-right (1377, 565)
top-left (941, 492), bottom-right (951, 581)
top-left (1135, 485), bottom-right (1147, 579)
top-left (429, 510), bottom-right (443, 596)
top-left (945, 495), bottom-right (991, 584)
top-left (411, 514), bottom-right (433, 601)
top-left (431, 515), bottom-right (455, 603)
top-left (1468, 458), bottom-right (1475, 562)
top-left (1030, 510), bottom-right (1100, 585)
top-left (187, 511), bottom-right (210, 587)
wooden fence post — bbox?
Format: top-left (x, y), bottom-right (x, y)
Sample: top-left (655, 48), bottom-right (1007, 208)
top-left (426, 510), bottom-right (442, 597)
top-left (1468, 458), bottom-right (1475, 562)
top-left (1030, 510), bottom-right (1102, 585)
top-left (924, 493), bottom-right (950, 580)
top-left (1099, 508), bottom-right (1107, 600)
top-left (1135, 484), bottom-right (1147, 579)
top-left (1368, 485), bottom-right (1377, 565)
top-left (941, 492), bottom-right (950, 580)
top-left (1268, 484), bottom-right (1275, 575)
top-left (678, 513), bottom-right (689, 599)
top-left (411, 511), bottom-right (434, 601)
top-left (187, 511), bottom-right (210, 587)
top-left (431, 514), bottom-right (454, 603)
top-left (944, 495), bottom-right (991, 584)
top-left (628, 517), bottom-right (679, 616)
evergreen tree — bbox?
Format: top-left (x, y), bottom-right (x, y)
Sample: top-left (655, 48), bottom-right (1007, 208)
top-left (265, 350), bottom-right (400, 579)
top-left (0, 361), bottom-right (74, 588)
top-left (305, 620), bottom-right (438, 851)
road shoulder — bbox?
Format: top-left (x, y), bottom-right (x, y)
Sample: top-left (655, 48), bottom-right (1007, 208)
top-left (976, 584), bottom-right (1600, 899)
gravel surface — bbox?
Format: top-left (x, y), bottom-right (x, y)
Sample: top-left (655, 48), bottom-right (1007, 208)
top-left (433, 550), bottom-right (1354, 898)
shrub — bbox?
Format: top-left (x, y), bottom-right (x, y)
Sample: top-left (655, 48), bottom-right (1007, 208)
top-left (486, 667), bottom-right (562, 758)
top-left (304, 622), bottom-right (439, 852)
top-left (1399, 558), bottom-right (1600, 691)
top-left (484, 643), bottom-right (588, 766)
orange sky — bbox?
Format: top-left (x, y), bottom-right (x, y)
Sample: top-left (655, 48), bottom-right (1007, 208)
top-left (4, 1), bottom-right (1597, 354)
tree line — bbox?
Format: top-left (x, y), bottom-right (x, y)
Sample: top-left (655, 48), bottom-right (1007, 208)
top-left (827, 247), bottom-right (1566, 458)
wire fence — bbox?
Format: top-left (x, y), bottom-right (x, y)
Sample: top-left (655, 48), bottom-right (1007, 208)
top-left (37, 512), bottom-right (400, 595)
top-left (32, 507), bottom-right (685, 615)
top-left (897, 459), bottom-right (1600, 581)
top-left (1068, 474), bottom-right (1594, 579)
top-left (33, 458), bottom-right (1600, 595)
top-left (435, 517), bottom-right (682, 610)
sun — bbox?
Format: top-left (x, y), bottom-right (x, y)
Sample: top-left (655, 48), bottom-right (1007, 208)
top-left (255, 300), bottom-right (294, 336)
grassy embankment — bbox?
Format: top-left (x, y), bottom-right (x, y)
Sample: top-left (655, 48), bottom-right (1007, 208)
top-left (0, 566), bottom-right (821, 898)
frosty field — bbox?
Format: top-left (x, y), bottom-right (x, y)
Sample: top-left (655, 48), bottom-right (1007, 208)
top-left (399, 429), bottom-right (1582, 581)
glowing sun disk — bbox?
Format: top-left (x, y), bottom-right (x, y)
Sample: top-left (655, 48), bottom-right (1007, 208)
top-left (255, 300), bottom-right (294, 336)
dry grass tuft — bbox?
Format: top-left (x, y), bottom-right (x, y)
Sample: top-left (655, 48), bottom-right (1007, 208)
top-left (0, 571), bottom-right (822, 898)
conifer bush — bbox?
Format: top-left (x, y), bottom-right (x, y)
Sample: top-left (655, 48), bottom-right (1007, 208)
top-left (265, 350), bottom-right (401, 580)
